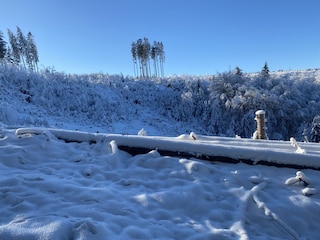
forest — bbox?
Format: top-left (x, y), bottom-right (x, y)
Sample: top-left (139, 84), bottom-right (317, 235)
top-left (0, 27), bottom-right (39, 71)
top-left (131, 38), bottom-right (165, 79)
top-left (0, 63), bottom-right (319, 142)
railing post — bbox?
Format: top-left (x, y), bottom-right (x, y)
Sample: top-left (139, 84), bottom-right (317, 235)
top-left (255, 110), bottom-right (267, 139)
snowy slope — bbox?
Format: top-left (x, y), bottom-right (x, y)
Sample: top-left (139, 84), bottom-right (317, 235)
top-left (1, 127), bottom-right (320, 239)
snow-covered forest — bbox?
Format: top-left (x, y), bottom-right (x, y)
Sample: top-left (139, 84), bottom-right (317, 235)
top-left (0, 27), bottom-right (39, 71)
top-left (1, 63), bottom-right (320, 141)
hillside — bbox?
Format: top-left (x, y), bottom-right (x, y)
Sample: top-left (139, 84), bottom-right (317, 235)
top-left (1, 64), bottom-right (320, 140)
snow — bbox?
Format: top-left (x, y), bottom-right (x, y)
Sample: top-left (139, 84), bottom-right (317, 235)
top-left (255, 110), bottom-right (265, 115)
top-left (1, 128), bottom-right (320, 239)
top-left (1, 65), bottom-right (320, 239)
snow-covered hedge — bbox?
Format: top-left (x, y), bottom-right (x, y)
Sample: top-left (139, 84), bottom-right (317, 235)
top-left (1, 63), bottom-right (320, 140)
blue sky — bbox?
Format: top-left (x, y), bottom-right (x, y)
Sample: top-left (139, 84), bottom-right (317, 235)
top-left (1, 0), bottom-right (319, 76)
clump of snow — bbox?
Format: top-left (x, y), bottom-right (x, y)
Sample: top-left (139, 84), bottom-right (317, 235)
top-left (138, 128), bottom-right (147, 136)
top-left (290, 137), bottom-right (306, 154)
top-left (255, 110), bottom-right (265, 115)
top-left (285, 170), bottom-right (317, 197)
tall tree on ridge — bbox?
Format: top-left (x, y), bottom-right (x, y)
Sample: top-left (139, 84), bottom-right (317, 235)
top-left (26, 31), bottom-right (39, 71)
top-left (143, 38), bottom-right (151, 78)
top-left (235, 66), bottom-right (243, 76)
top-left (151, 41), bottom-right (158, 77)
top-left (136, 38), bottom-right (144, 78)
top-left (131, 38), bottom-right (165, 78)
top-left (16, 26), bottom-right (28, 68)
top-left (7, 29), bottom-right (20, 66)
top-left (131, 41), bottom-right (138, 78)
top-left (158, 41), bottom-right (165, 77)
top-left (261, 61), bottom-right (269, 78)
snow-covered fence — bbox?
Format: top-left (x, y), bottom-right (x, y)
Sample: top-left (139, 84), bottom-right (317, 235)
top-left (15, 127), bottom-right (320, 170)
top-left (254, 110), bottom-right (267, 140)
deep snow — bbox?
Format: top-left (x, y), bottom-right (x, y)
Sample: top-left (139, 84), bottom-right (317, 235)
top-left (1, 127), bottom-right (320, 239)
top-left (0, 65), bottom-right (320, 239)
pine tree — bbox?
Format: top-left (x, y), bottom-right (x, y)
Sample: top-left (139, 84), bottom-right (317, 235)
top-left (261, 61), bottom-right (269, 78)
top-left (26, 32), bottom-right (39, 71)
top-left (143, 38), bottom-right (151, 78)
top-left (7, 29), bottom-right (20, 66)
top-left (131, 38), bottom-right (165, 78)
top-left (311, 116), bottom-right (320, 143)
top-left (16, 26), bottom-right (28, 68)
top-left (0, 30), bottom-right (6, 61)
top-left (151, 42), bottom-right (158, 77)
top-left (136, 38), bottom-right (144, 78)
top-left (235, 66), bottom-right (243, 76)
top-left (158, 42), bottom-right (165, 77)
top-left (5, 47), bottom-right (14, 64)
top-left (131, 42), bottom-right (138, 78)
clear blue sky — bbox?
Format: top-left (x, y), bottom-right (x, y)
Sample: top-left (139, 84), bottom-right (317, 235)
top-left (1, 0), bottom-right (319, 76)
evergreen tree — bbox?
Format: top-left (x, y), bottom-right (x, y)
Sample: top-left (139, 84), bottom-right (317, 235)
top-left (26, 32), bottom-right (39, 71)
top-left (151, 42), bottom-right (158, 77)
top-left (5, 47), bottom-right (14, 64)
top-left (16, 26), bottom-right (28, 68)
top-left (158, 41), bottom-right (165, 77)
top-left (131, 42), bottom-right (138, 78)
top-left (7, 29), bottom-right (20, 66)
top-left (0, 30), bottom-right (6, 61)
top-left (235, 66), bottom-right (243, 76)
top-left (261, 61), bottom-right (269, 78)
top-left (136, 38), bottom-right (144, 78)
top-left (311, 116), bottom-right (320, 143)
top-left (131, 38), bottom-right (165, 78)
top-left (143, 38), bottom-right (151, 78)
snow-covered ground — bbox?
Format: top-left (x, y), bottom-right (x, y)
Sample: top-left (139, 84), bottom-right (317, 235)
top-left (0, 65), bottom-right (320, 239)
top-left (1, 127), bottom-right (320, 239)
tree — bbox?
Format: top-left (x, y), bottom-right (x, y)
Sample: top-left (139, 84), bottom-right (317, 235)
top-left (261, 61), bottom-right (269, 78)
top-left (26, 32), bottom-right (39, 71)
top-left (136, 38), bottom-right (144, 78)
top-left (235, 66), bottom-right (243, 76)
top-left (131, 38), bottom-right (165, 78)
top-left (158, 41), bottom-right (165, 77)
top-left (5, 46), bottom-right (14, 64)
top-left (142, 38), bottom-right (151, 78)
top-left (131, 42), bottom-right (138, 78)
top-left (0, 30), bottom-right (6, 61)
top-left (311, 116), bottom-right (320, 143)
top-left (16, 26), bottom-right (28, 68)
top-left (151, 42), bottom-right (158, 77)
top-left (7, 29), bottom-right (20, 66)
